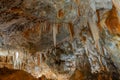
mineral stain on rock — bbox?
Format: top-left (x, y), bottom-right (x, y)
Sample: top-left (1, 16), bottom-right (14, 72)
top-left (0, 0), bottom-right (120, 80)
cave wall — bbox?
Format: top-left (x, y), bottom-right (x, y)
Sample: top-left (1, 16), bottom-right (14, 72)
top-left (0, 0), bottom-right (120, 80)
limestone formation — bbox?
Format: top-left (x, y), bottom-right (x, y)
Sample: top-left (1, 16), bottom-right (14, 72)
top-left (0, 0), bottom-right (120, 80)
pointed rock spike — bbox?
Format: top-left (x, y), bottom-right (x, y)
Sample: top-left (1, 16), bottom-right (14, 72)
top-left (68, 22), bottom-right (74, 40)
top-left (53, 24), bottom-right (57, 47)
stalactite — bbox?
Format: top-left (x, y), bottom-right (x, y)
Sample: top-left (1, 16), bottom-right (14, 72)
top-left (56, 23), bottom-right (61, 34)
top-left (39, 22), bottom-right (42, 38)
top-left (78, 8), bottom-right (80, 16)
top-left (88, 16), bottom-right (100, 51)
top-left (68, 22), bottom-right (74, 40)
top-left (41, 23), bottom-right (45, 33)
top-left (53, 24), bottom-right (57, 47)
top-left (46, 22), bottom-right (51, 33)
top-left (96, 10), bottom-right (102, 31)
top-left (42, 22), bottom-right (47, 33)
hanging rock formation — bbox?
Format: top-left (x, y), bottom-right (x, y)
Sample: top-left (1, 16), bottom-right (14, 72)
top-left (0, 0), bottom-right (120, 80)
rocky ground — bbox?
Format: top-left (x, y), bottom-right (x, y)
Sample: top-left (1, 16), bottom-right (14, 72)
top-left (0, 67), bottom-right (37, 80)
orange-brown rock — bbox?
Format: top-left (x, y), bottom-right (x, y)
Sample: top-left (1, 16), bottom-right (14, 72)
top-left (22, 23), bottom-right (40, 39)
top-left (38, 75), bottom-right (47, 80)
top-left (0, 67), bottom-right (38, 80)
top-left (70, 69), bottom-right (84, 80)
top-left (97, 73), bottom-right (112, 80)
top-left (57, 9), bottom-right (65, 19)
top-left (105, 6), bottom-right (120, 35)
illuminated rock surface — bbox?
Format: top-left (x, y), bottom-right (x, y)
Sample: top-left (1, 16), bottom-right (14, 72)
top-left (0, 0), bottom-right (120, 80)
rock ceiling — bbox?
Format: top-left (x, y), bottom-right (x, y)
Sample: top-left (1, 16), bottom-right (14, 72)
top-left (0, 0), bottom-right (114, 51)
top-left (0, 0), bottom-right (120, 80)
top-left (0, 0), bottom-right (118, 51)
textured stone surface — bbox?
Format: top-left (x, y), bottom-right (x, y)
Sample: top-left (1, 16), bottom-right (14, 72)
top-left (0, 67), bottom-right (37, 80)
top-left (0, 0), bottom-right (120, 80)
